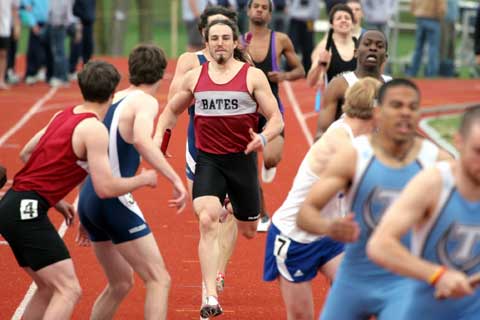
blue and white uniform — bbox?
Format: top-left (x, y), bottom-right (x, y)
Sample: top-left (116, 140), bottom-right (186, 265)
top-left (403, 161), bottom-right (480, 320)
top-left (263, 119), bottom-right (352, 283)
top-left (78, 91), bottom-right (150, 243)
top-left (320, 135), bottom-right (439, 320)
top-left (186, 52), bottom-right (208, 180)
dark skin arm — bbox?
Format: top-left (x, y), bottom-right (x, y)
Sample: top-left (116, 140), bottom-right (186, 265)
top-left (267, 32), bottom-right (305, 82)
top-left (314, 76), bottom-right (348, 140)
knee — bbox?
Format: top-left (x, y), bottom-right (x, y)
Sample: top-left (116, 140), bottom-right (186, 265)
top-left (62, 278), bottom-right (82, 303)
top-left (240, 226), bottom-right (257, 239)
top-left (198, 211), bottom-right (218, 234)
top-left (110, 276), bottom-right (134, 299)
top-left (146, 264), bottom-right (171, 291)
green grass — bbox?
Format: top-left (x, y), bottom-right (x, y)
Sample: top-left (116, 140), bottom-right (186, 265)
top-left (426, 115), bottom-right (461, 145)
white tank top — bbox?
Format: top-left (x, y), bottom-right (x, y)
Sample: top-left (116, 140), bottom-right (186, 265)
top-left (342, 71), bottom-right (392, 87)
top-left (272, 118), bottom-right (352, 243)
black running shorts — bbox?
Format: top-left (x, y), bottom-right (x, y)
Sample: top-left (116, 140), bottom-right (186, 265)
top-left (193, 150), bottom-right (261, 221)
top-left (0, 189), bottom-right (70, 271)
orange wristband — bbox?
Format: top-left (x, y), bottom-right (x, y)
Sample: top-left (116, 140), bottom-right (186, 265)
top-left (428, 266), bottom-right (447, 286)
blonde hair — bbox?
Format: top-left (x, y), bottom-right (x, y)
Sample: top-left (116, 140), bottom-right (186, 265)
top-left (343, 77), bottom-right (381, 119)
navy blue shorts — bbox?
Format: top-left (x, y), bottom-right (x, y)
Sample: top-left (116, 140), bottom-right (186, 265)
top-left (78, 178), bottom-right (151, 244)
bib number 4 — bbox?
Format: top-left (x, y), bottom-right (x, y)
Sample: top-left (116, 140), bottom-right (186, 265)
top-left (20, 199), bottom-right (39, 220)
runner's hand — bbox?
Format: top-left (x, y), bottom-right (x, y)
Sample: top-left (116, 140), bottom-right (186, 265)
top-left (267, 71), bottom-right (286, 83)
top-left (326, 214), bottom-right (360, 243)
top-left (245, 128), bottom-right (264, 154)
top-left (54, 200), bottom-right (75, 226)
top-left (140, 168), bottom-right (157, 188)
top-left (169, 179), bottom-right (187, 213)
top-left (434, 270), bottom-right (473, 299)
top-left (75, 222), bottom-right (91, 247)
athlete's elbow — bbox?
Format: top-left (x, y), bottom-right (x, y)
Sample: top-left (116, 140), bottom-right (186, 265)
top-left (366, 234), bottom-right (384, 265)
top-left (92, 180), bottom-right (114, 199)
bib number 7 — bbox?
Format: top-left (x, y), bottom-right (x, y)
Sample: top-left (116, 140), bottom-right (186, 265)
top-left (273, 234), bottom-right (291, 260)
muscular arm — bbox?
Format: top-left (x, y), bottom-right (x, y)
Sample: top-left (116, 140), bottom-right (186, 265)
top-left (297, 145), bottom-right (356, 235)
top-left (250, 68), bottom-right (284, 142)
top-left (132, 95), bottom-right (184, 186)
top-left (315, 76), bottom-right (347, 139)
top-left (154, 69), bottom-right (197, 146)
top-left (167, 52), bottom-right (197, 100)
top-left (79, 119), bottom-right (154, 198)
top-left (307, 38), bottom-right (329, 87)
top-left (273, 33), bottom-right (305, 81)
top-left (367, 167), bottom-right (443, 282)
top-left (19, 111), bottom-right (61, 162)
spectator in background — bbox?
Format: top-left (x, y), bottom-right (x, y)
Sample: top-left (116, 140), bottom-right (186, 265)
top-left (236, 0), bottom-right (249, 33)
top-left (361, 0), bottom-right (397, 40)
top-left (182, 0), bottom-right (210, 51)
top-left (46, 0), bottom-right (73, 87)
top-left (21, 0), bottom-right (49, 85)
top-left (474, 3), bottom-right (480, 65)
top-left (288, 0), bottom-right (321, 73)
top-left (69, 0), bottom-right (96, 80)
top-left (346, 0), bottom-right (364, 39)
top-left (406, 0), bottom-right (446, 77)
top-left (271, 0), bottom-right (287, 32)
top-left (308, 4), bottom-right (356, 87)
top-left (439, 0), bottom-right (459, 77)
top-left (0, 0), bottom-right (15, 89)
top-left (6, 0), bottom-right (20, 85)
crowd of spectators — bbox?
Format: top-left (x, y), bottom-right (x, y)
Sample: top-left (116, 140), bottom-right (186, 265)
top-left (0, 0), bottom-right (95, 90)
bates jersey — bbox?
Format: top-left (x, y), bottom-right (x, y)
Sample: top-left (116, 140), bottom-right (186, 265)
top-left (193, 62), bottom-right (258, 154)
top-left (13, 107), bottom-right (96, 206)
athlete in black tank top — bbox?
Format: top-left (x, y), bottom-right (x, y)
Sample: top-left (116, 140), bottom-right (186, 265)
top-left (326, 38), bottom-right (357, 83)
top-left (252, 31), bottom-right (280, 98)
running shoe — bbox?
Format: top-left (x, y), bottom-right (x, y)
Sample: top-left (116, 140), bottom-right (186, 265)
top-left (256, 214), bottom-right (271, 232)
top-left (200, 296), bottom-right (223, 318)
top-left (261, 163), bottom-right (277, 183)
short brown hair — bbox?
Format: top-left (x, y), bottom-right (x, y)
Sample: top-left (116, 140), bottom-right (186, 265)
top-left (78, 61), bottom-right (121, 103)
top-left (343, 77), bottom-right (381, 119)
top-left (128, 44), bottom-right (167, 86)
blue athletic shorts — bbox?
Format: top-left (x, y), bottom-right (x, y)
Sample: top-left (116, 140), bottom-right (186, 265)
top-left (320, 273), bottom-right (411, 320)
top-left (78, 178), bottom-right (151, 244)
top-left (263, 223), bottom-right (344, 282)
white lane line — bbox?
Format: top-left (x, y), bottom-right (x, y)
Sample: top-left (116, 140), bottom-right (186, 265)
top-left (282, 82), bottom-right (314, 146)
top-left (303, 111), bottom-right (318, 120)
top-left (419, 117), bottom-right (459, 159)
top-left (12, 197), bottom-right (77, 320)
top-left (0, 87), bottom-right (57, 147)
top-left (0, 87), bottom-right (59, 319)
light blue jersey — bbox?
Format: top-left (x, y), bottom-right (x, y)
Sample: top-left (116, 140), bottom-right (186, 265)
top-left (321, 135), bottom-right (439, 320)
top-left (404, 162), bottom-right (480, 320)
top-left (78, 91), bottom-right (151, 244)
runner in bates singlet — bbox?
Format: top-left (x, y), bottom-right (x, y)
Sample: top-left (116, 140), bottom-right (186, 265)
top-left (163, 7), bottom-right (245, 313)
top-left (155, 19), bottom-right (283, 318)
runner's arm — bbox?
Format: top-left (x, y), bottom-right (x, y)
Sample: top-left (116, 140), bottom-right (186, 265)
top-left (250, 67), bottom-right (284, 143)
top-left (367, 167), bottom-right (443, 281)
top-left (80, 119), bottom-right (157, 198)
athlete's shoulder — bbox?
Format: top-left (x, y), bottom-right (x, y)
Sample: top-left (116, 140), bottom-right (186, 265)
top-left (176, 51), bottom-right (204, 72)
